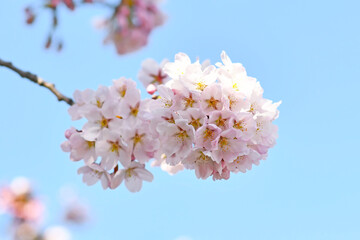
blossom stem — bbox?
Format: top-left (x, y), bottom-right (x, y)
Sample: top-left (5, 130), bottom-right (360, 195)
top-left (0, 58), bottom-right (74, 106)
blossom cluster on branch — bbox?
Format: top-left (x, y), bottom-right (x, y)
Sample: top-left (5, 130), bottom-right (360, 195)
top-left (25, 0), bottom-right (165, 54)
top-left (62, 51), bottom-right (281, 192)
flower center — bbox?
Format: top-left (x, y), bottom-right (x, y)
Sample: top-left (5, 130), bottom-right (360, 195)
top-left (206, 97), bottom-right (220, 110)
top-left (218, 136), bottom-right (229, 151)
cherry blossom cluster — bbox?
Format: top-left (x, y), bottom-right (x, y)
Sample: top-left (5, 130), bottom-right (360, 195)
top-left (24, 0), bottom-right (165, 54)
top-left (144, 52), bottom-right (281, 180)
top-left (62, 78), bottom-right (156, 192)
top-left (62, 51), bottom-right (281, 192)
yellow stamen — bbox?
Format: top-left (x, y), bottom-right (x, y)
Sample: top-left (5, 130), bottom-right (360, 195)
top-left (189, 117), bottom-right (202, 130)
top-left (176, 128), bottom-right (189, 142)
top-left (233, 120), bottom-right (247, 132)
top-left (96, 99), bottom-right (103, 108)
top-left (203, 128), bottom-right (214, 140)
top-left (215, 116), bottom-right (226, 128)
top-left (218, 136), bottom-right (229, 151)
top-left (119, 86), bottom-right (127, 98)
top-left (87, 141), bottom-right (95, 149)
top-left (196, 81), bottom-right (207, 91)
top-left (206, 97), bottom-right (220, 110)
top-left (130, 106), bottom-right (139, 117)
top-left (132, 133), bottom-right (145, 147)
top-left (183, 95), bottom-right (195, 108)
top-left (100, 117), bottom-right (108, 128)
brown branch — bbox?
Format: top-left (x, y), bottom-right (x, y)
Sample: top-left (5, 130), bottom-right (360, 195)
top-left (0, 58), bottom-right (74, 106)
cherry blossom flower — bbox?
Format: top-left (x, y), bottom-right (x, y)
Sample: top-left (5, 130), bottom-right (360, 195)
top-left (211, 129), bottom-right (249, 163)
top-left (138, 58), bottom-right (170, 94)
top-left (77, 163), bottom-right (111, 189)
top-left (157, 119), bottom-right (195, 165)
top-left (96, 129), bottom-right (131, 170)
top-left (195, 124), bottom-right (222, 150)
top-left (183, 149), bottom-right (217, 180)
top-left (123, 124), bottom-right (159, 164)
top-left (61, 130), bottom-right (97, 165)
top-left (111, 162), bottom-right (154, 192)
top-left (200, 83), bottom-right (224, 113)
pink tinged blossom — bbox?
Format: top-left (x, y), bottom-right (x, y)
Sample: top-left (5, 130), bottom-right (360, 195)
top-left (253, 115), bottom-right (278, 149)
top-left (195, 124), bottom-right (222, 150)
top-left (163, 52), bottom-right (192, 80)
top-left (227, 149), bottom-right (261, 173)
top-left (230, 112), bottom-right (256, 141)
top-left (116, 95), bottom-right (151, 123)
top-left (223, 86), bottom-right (251, 112)
top-left (211, 129), bottom-right (249, 163)
top-left (138, 58), bottom-right (169, 93)
top-left (157, 119), bottom-right (195, 165)
top-left (183, 149), bottom-right (216, 180)
top-left (208, 110), bottom-right (235, 130)
top-left (67, 89), bottom-right (91, 120)
top-left (111, 162), bottom-right (153, 192)
top-left (96, 130), bottom-right (131, 170)
top-left (156, 85), bottom-right (176, 109)
top-left (181, 64), bottom-right (217, 92)
top-left (200, 83), bottom-right (224, 113)
top-left (212, 163), bottom-right (230, 181)
top-left (82, 104), bottom-right (121, 141)
top-left (260, 99), bottom-right (282, 121)
top-left (216, 51), bottom-right (255, 96)
top-left (61, 131), bottom-right (97, 165)
top-left (179, 108), bottom-right (206, 131)
top-left (68, 86), bottom-right (111, 120)
top-left (176, 89), bottom-right (201, 110)
top-left (77, 163), bottom-right (111, 189)
top-left (110, 77), bottom-right (140, 102)
top-left (123, 124), bottom-right (159, 163)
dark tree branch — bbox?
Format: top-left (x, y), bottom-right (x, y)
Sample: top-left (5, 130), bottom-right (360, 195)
top-left (0, 58), bottom-right (74, 106)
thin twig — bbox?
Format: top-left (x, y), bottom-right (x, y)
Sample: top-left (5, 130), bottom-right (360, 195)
top-left (0, 58), bottom-right (74, 106)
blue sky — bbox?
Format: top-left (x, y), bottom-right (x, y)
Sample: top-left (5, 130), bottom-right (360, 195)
top-left (0, 0), bottom-right (360, 239)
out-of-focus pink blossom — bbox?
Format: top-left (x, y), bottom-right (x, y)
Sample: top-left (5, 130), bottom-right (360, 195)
top-left (50, 0), bottom-right (75, 10)
top-left (111, 162), bottom-right (153, 192)
top-left (102, 0), bottom-right (166, 54)
top-left (0, 177), bottom-right (44, 222)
